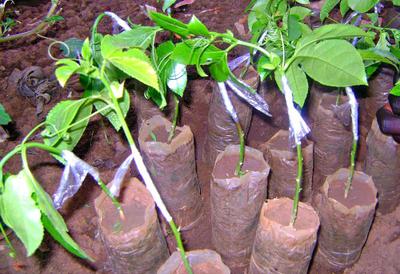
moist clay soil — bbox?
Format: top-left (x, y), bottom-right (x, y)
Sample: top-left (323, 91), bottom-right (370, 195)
top-left (0, 1), bottom-right (399, 274)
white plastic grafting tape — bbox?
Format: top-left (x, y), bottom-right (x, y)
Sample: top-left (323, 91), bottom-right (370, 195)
top-left (53, 150), bottom-right (100, 209)
top-left (130, 144), bottom-right (173, 222)
top-left (345, 87), bottom-right (359, 141)
top-left (281, 75), bottom-right (310, 145)
top-left (109, 153), bottom-right (135, 197)
top-left (218, 82), bottom-right (239, 123)
top-left (104, 12), bottom-right (132, 31)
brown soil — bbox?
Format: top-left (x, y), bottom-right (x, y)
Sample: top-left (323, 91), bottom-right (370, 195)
top-left (265, 199), bottom-right (317, 230)
top-left (176, 262), bottom-right (225, 274)
top-left (328, 179), bottom-right (376, 209)
top-left (101, 203), bottom-right (146, 234)
top-left (0, 1), bottom-right (399, 274)
top-left (213, 153), bottom-right (265, 179)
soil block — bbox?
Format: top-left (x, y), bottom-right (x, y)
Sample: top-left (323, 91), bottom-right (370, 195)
top-left (134, 91), bottom-right (173, 127)
top-left (307, 84), bottom-right (353, 191)
top-left (248, 198), bottom-right (320, 274)
top-left (313, 168), bottom-right (377, 272)
top-left (94, 177), bottom-right (169, 274)
top-left (157, 249), bottom-right (231, 274)
top-left (138, 115), bottom-right (203, 230)
top-left (203, 65), bottom-right (259, 165)
top-left (260, 130), bottom-right (314, 201)
top-left (365, 119), bottom-right (400, 214)
top-left (211, 145), bottom-right (270, 270)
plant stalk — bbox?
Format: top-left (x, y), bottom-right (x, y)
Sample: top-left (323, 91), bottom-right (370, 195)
top-left (345, 139), bottom-right (357, 198)
top-left (168, 95), bottom-right (180, 143)
top-left (169, 219), bottom-right (193, 274)
top-left (0, 0), bottom-right (59, 43)
top-left (234, 121), bottom-right (245, 176)
top-left (290, 144), bottom-right (303, 227)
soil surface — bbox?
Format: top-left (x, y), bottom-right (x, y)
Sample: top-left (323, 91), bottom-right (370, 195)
top-left (328, 179), bottom-right (376, 209)
top-left (0, 1), bottom-right (399, 274)
top-left (213, 153), bottom-right (265, 179)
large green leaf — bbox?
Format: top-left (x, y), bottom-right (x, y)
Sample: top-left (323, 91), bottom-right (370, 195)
top-left (104, 47), bottom-right (159, 91)
top-left (148, 11), bottom-right (190, 38)
top-left (298, 39), bottom-right (367, 87)
top-left (26, 174), bottom-right (91, 260)
top-left (320, 0), bottom-right (340, 21)
top-left (297, 24), bottom-right (369, 48)
top-left (286, 64), bottom-right (309, 107)
top-left (105, 26), bottom-right (159, 50)
top-left (171, 40), bottom-right (225, 65)
top-left (43, 99), bottom-right (92, 152)
top-left (1, 171), bottom-right (43, 256)
top-left (348, 0), bottom-right (379, 13)
top-left (0, 103), bottom-right (11, 125)
top-left (340, 0), bottom-right (350, 16)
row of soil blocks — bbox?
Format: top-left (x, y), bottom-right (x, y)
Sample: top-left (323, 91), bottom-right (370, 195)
top-left (138, 115), bottom-right (203, 230)
top-left (203, 65), bottom-right (259, 165)
top-left (211, 145), bottom-right (270, 270)
top-left (260, 130), bottom-right (313, 202)
top-left (365, 119), bottom-right (400, 214)
top-left (94, 178), bottom-right (169, 274)
top-left (313, 169), bottom-right (377, 272)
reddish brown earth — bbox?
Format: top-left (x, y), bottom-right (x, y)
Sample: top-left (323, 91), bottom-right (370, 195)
top-left (0, 1), bottom-right (399, 274)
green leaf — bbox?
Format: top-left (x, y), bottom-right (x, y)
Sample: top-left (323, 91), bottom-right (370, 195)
top-left (171, 41), bottom-right (225, 65)
top-left (290, 6), bottom-right (312, 20)
top-left (348, 0), bottom-right (379, 13)
top-left (188, 15), bottom-right (209, 37)
top-left (1, 171), bottom-right (43, 256)
top-left (298, 39), bottom-right (367, 87)
top-left (85, 88), bottom-right (130, 131)
top-left (340, 0), bottom-right (350, 16)
top-left (288, 15), bottom-right (302, 41)
top-left (26, 174), bottom-right (91, 260)
top-left (209, 55), bottom-right (229, 82)
top-left (148, 11), bottom-right (190, 38)
top-left (390, 83), bottom-right (400, 96)
top-left (167, 63), bottom-right (187, 97)
top-left (297, 24), bottom-right (369, 48)
top-left (106, 26), bottom-right (159, 50)
top-left (286, 64), bottom-right (309, 107)
top-left (393, 0), bottom-right (400, 6)
top-left (320, 0), bottom-right (340, 21)
top-left (55, 59), bottom-right (80, 87)
top-left (296, 0), bottom-right (310, 4)
top-left (145, 87), bottom-right (167, 108)
top-left (81, 38), bottom-right (91, 60)
top-left (162, 0), bottom-right (177, 11)
top-left (105, 48), bottom-right (159, 91)
top-left (59, 38), bottom-right (83, 58)
top-left (43, 99), bottom-right (93, 151)
top-left (358, 48), bottom-right (399, 69)
top-left (0, 103), bottom-right (11, 125)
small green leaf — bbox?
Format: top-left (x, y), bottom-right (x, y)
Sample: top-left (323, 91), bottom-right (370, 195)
top-left (348, 0), bottom-right (379, 13)
top-left (171, 41), bottom-right (225, 65)
top-left (1, 171), bottom-right (43, 256)
top-left (290, 6), bottom-right (312, 20)
top-left (148, 11), bottom-right (190, 38)
top-left (105, 48), bottom-right (159, 91)
top-left (59, 38), bottom-right (83, 58)
top-left (286, 64), bottom-right (309, 107)
top-left (145, 87), bottom-right (167, 108)
top-left (106, 26), bottom-right (159, 50)
top-left (0, 103), bottom-right (11, 125)
top-left (288, 15), bottom-right (302, 41)
top-left (209, 55), bottom-right (229, 82)
top-left (81, 38), bottom-right (91, 60)
top-left (43, 99), bottom-right (93, 151)
top-left (44, 15), bottom-right (64, 23)
top-left (340, 0), bottom-right (350, 16)
top-left (390, 83), bottom-right (400, 96)
top-left (296, 0), bottom-right (310, 4)
top-left (298, 39), bottom-right (367, 87)
top-left (188, 15), bottom-right (209, 36)
top-left (55, 59), bottom-right (80, 87)
top-left (393, 0), bottom-right (400, 6)
top-left (358, 48), bottom-right (399, 69)
top-left (167, 63), bottom-right (187, 97)
top-left (162, 0), bottom-right (177, 11)
top-left (110, 81), bottom-right (124, 99)
top-left (320, 0), bottom-right (340, 21)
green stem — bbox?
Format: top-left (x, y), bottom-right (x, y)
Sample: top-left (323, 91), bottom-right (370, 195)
top-left (169, 219), bottom-right (193, 274)
top-left (345, 139), bottom-right (357, 198)
top-left (290, 144), bottom-right (303, 227)
top-left (0, 1), bottom-right (59, 43)
top-left (22, 122), bottom-right (46, 144)
top-left (168, 95), bottom-right (180, 143)
top-left (0, 220), bottom-right (15, 258)
top-left (236, 40), bottom-right (272, 59)
top-left (234, 121), bottom-right (245, 177)
top-left (98, 178), bottom-right (125, 219)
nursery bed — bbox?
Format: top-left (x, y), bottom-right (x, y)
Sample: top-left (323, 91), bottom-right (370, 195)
top-left (0, 0), bottom-right (399, 273)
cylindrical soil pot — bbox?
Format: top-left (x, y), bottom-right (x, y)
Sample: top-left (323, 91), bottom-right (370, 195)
top-left (211, 145), bottom-right (270, 270)
top-left (307, 84), bottom-right (353, 191)
top-left (365, 118), bottom-right (400, 214)
top-left (260, 130), bottom-right (314, 201)
top-left (95, 177), bottom-right (169, 274)
top-left (157, 249), bottom-right (231, 274)
top-left (138, 115), bottom-right (203, 230)
top-left (248, 198), bottom-right (320, 274)
top-left (313, 168), bottom-right (377, 272)
top-left (203, 65), bottom-right (259, 165)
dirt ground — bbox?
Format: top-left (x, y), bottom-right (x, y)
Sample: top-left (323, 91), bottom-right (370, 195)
top-left (0, 0), bottom-right (399, 273)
